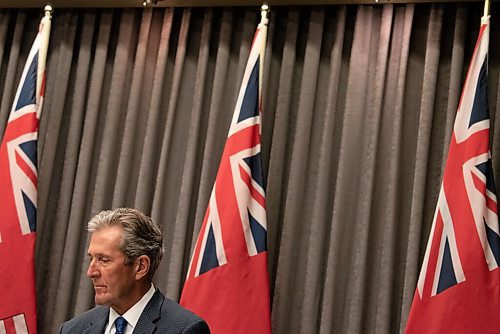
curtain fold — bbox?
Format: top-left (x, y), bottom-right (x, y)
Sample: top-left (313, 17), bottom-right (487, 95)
top-left (373, 5), bottom-right (414, 333)
top-left (0, 4), bottom-right (496, 333)
top-left (297, 7), bottom-right (347, 334)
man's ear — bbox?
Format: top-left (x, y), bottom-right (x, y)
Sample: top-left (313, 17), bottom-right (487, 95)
top-left (135, 255), bottom-right (151, 280)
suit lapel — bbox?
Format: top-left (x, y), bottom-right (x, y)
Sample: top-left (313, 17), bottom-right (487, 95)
top-left (132, 289), bottom-right (163, 334)
top-left (89, 314), bottom-right (108, 334)
top-left (81, 307), bottom-right (109, 334)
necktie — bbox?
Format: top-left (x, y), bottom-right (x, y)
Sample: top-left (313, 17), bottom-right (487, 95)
top-left (114, 316), bottom-right (127, 334)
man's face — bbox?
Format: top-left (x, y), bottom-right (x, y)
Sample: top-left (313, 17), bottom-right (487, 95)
top-left (86, 226), bottom-right (137, 313)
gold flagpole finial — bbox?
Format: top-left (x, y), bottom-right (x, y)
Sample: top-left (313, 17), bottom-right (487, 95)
top-left (260, 4), bottom-right (269, 26)
top-left (44, 5), bottom-right (53, 17)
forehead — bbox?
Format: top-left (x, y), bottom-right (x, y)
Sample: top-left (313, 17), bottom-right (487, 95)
top-left (88, 226), bottom-right (123, 254)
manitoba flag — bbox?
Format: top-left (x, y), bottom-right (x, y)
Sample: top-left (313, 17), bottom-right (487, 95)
top-left (405, 15), bottom-right (500, 333)
top-left (0, 9), bottom-right (51, 334)
top-left (180, 11), bottom-right (272, 334)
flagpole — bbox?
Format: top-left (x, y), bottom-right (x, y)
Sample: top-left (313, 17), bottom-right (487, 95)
top-left (36, 4), bottom-right (52, 116)
top-left (258, 4), bottom-right (269, 98)
top-left (481, 0), bottom-right (490, 76)
top-left (484, 0), bottom-right (490, 18)
top-left (257, 4), bottom-right (269, 138)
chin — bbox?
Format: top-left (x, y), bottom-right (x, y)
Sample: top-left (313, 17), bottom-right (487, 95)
top-left (94, 295), bottom-right (110, 306)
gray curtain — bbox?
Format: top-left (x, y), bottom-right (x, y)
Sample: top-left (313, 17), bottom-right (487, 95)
top-left (0, 3), bottom-right (497, 333)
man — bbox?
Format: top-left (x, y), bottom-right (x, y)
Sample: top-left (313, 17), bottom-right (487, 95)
top-left (59, 208), bottom-right (210, 334)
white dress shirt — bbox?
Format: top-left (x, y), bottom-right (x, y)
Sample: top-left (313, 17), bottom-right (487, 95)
top-left (104, 284), bottom-right (156, 334)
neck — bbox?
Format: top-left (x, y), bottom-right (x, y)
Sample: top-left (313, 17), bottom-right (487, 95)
top-left (113, 283), bottom-right (151, 315)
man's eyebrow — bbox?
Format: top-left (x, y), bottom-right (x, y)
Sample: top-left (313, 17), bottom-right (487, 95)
top-left (87, 252), bottom-right (108, 257)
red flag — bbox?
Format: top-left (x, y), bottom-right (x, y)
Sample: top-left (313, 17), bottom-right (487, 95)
top-left (180, 11), bottom-right (272, 334)
top-left (0, 9), bottom-right (51, 334)
top-left (405, 15), bottom-right (500, 333)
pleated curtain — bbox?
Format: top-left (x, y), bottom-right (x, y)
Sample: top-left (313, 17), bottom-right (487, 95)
top-left (0, 3), bottom-right (497, 333)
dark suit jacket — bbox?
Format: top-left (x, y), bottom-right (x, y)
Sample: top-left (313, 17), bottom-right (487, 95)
top-left (59, 289), bottom-right (210, 334)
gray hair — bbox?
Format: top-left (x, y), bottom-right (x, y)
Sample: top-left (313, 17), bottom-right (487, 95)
top-left (88, 208), bottom-right (164, 281)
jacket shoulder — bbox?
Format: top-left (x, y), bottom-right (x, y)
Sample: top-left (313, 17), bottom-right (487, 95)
top-left (161, 297), bottom-right (206, 321)
top-left (140, 290), bottom-right (210, 333)
top-left (59, 306), bottom-right (108, 334)
top-left (159, 299), bottom-right (210, 333)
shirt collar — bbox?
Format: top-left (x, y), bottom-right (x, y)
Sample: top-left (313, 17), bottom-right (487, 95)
top-left (106, 284), bottom-right (156, 334)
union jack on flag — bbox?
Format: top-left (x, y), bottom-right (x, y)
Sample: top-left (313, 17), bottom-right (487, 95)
top-left (405, 15), bottom-right (500, 334)
top-left (0, 10), bottom-right (51, 334)
top-left (180, 11), bottom-right (272, 334)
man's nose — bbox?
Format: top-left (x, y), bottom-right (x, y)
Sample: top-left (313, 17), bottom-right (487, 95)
top-left (86, 259), bottom-right (99, 278)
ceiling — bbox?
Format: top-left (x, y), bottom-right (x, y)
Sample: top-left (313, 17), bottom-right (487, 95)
top-left (0, 0), bottom-right (485, 7)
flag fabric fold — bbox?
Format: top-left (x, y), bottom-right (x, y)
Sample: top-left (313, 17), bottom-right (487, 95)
top-left (405, 15), bottom-right (500, 334)
top-left (0, 10), bottom-right (51, 334)
top-left (180, 14), bottom-right (272, 334)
